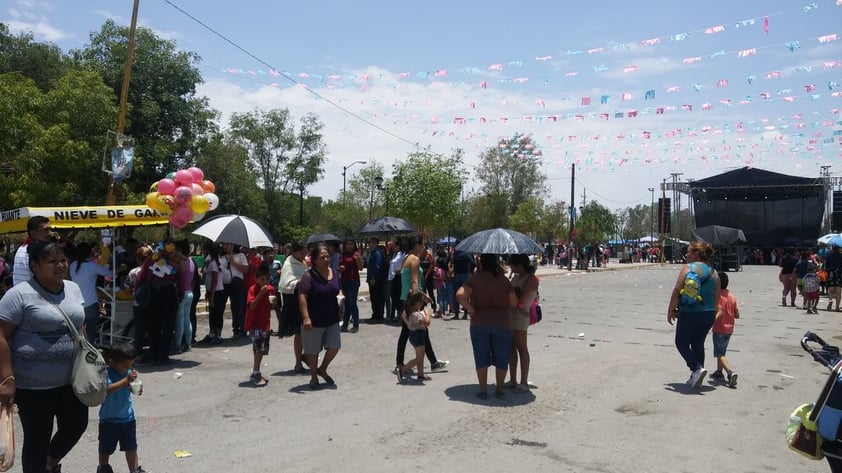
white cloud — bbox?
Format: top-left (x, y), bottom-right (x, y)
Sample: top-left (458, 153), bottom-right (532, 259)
top-left (4, 18), bottom-right (67, 41)
top-left (196, 63), bottom-right (835, 210)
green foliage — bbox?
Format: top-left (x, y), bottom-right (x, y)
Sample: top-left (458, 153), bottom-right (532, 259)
top-left (475, 134), bottom-right (546, 225)
top-left (538, 200), bottom-right (568, 243)
top-left (72, 19), bottom-right (217, 198)
top-left (227, 108), bottom-right (327, 231)
top-left (386, 149), bottom-right (464, 235)
top-left (508, 197), bottom-right (543, 236)
top-left (575, 201), bottom-right (616, 245)
top-left (196, 136), bottom-right (267, 222)
top-left (0, 24), bottom-right (69, 91)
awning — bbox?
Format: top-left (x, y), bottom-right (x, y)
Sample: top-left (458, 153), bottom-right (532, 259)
top-left (0, 206), bottom-right (169, 234)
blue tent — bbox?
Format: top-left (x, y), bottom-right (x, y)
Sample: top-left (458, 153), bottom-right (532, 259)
top-left (437, 236), bottom-right (457, 244)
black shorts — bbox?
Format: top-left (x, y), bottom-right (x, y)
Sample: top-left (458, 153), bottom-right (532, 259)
top-left (99, 420), bottom-right (137, 454)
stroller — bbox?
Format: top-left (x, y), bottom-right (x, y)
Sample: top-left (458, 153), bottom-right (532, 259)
top-left (800, 331), bottom-right (842, 471)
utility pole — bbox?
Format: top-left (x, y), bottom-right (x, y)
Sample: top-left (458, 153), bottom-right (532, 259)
top-left (106, 0), bottom-right (139, 205)
top-left (580, 188), bottom-right (587, 208)
top-left (568, 163), bottom-right (575, 271)
top-left (648, 187), bottom-right (655, 239)
top-left (660, 179), bottom-right (667, 263)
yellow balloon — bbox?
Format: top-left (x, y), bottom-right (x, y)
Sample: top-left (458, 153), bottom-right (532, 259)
top-left (190, 194), bottom-right (210, 213)
top-left (145, 192), bottom-right (159, 209)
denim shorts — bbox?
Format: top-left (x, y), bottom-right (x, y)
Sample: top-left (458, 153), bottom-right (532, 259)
top-left (470, 325), bottom-right (513, 370)
top-left (99, 420), bottom-right (137, 454)
top-left (408, 329), bottom-right (427, 348)
top-left (712, 332), bottom-right (732, 358)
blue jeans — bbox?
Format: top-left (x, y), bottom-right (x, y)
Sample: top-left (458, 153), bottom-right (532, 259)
top-left (452, 273), bottom-right (469, 315)
top-left (470, 325), bottom-right (513, 370)
top-left (675, 310), bottom-right (715, 371)
top-left (436, 286), bottom-right (449, 314)
top-left (342, 280), bottom-right (360, 327)
top-left (173, 291), bottom-right (194, 351)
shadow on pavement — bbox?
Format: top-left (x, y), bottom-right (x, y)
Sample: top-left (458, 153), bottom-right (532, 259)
top-left (137, 359), bottom-right (201, 373)
top-left (444, 383), bottom-right (536, 406)
top-left (663, 382), bottom-right (717, 394)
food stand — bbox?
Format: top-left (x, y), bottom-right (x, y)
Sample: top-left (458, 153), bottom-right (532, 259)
top-left (1, 205), bottom-right (170, 346)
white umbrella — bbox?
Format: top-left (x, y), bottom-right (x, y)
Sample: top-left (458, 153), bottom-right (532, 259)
top-left (818, 233), bottom-right (842, 245)
top-left (192, 215), bottom-right (274, 248)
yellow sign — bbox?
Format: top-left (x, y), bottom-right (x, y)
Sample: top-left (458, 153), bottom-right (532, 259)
top-left (0, 206), bottom-right (169, 234)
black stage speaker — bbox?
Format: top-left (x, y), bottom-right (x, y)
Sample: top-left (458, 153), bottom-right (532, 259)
top-left (658, 198), bottom-right (672, 234)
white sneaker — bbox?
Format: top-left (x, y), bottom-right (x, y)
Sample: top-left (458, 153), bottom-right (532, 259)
top-left (689, 368), bottom-right (707, 388)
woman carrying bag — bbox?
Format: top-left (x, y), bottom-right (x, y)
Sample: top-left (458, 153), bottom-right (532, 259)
top-left (0, 240), bottom-right (90, 473)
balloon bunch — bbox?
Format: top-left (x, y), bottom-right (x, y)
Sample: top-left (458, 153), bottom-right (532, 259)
top-left (145, 167), bottom-right (219, 229)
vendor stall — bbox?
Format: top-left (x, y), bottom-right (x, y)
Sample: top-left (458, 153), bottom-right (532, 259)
top-left (1, 205), bottom-right (169, 346)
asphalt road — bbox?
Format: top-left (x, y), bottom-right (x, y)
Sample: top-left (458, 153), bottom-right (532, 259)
top-left (17, 263), bottom-right (839, 473)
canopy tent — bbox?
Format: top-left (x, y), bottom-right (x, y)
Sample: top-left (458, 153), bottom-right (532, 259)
top-left (0, 206), bottom-right (168, 234)
top-left (690, 225), bottom-right (748, 245)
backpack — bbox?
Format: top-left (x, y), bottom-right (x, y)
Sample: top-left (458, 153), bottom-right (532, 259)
top-left (679, 263), bottom-right (710, 306)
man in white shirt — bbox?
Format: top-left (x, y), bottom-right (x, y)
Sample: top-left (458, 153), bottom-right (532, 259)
top-left (12, 216), bottom-right (52, 286)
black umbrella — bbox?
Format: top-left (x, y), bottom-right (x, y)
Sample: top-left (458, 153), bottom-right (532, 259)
top-left (357, 217), bottom-right (415, 235)
top-left (306, 232), bottom-right (342, 245)
top-left (455, 228), bottom-right (544, 255)
top-left (192, 214), bottom-right (274, 248)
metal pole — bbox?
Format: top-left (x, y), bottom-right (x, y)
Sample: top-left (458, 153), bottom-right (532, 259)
top-left (299, 183), bottom-right (304, 226)
top-left (106, 0), bottom-right (139, 205)
top-left (648, 187), bottom-right (654, 240)
top-left (568, 163), bottom-right (575, 271)
top-left (341, 160), bottom-right (366, 198)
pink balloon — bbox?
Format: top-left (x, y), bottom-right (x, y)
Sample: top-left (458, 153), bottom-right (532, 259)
top-left (174, 204), bottom-right (193, 219)
top-left (168, 213), bottom-right (189, 229)
top-left (174, 169), bottom-right (194, 186)
top-left (157, 178), bottom-right (176, 195)
top-left (173, 186), bottom-right (193, 205)
top-left (188, 166), bottom-right (204, 182)
top-left (191, 183), bottom-right (204, 196)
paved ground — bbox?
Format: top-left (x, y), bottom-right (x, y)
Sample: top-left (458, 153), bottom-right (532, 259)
top-left (17, 262), bottom-right (841, 472)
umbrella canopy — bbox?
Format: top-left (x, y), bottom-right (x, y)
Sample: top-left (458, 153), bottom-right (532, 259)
top-left (192, 215), bottom-right (273, 249)
top-left (638, 235), bottom-right (659, 243)
top-left (306, 232), bottom-right (342, 245)
top-left (455, 228), bottom-right (544, 255)
top-left (437, 236), bottom-right (457, 244)
top-left (827, 235), bottom-right (842, 247)
top-left (357, 216), bottom-right (415, 235)
top-left (819, 233), bottom-right (842, 245)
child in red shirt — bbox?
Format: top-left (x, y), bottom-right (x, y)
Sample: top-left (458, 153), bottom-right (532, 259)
top-left (245, 263), bottom-right (275, 386)
top-left (711, 272), bottom-right (741, 388)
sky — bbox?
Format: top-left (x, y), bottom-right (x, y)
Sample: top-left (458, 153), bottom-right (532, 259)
top-left (3, 0), bottom-right (842, 211)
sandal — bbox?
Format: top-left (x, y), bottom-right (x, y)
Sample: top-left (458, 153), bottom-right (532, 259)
top-left (503, 380), bottom-right (518, 389)
top-left (318, 370), bottom-right (335, 385)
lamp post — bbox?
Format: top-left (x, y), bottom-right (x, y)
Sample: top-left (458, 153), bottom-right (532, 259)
top-left (370, 175), bottom-right (383, 218)
top-left (342, 160), bottom-right (366, 197)
top-left (648, 187), bottom-right (655, 240)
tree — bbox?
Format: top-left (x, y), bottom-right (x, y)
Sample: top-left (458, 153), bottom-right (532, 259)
top-left (385, 149), bottom-right (464, 235)
top-left (72, 20), bottom-right (217, 199)
top-left (0, 72), bottom-right (45, 208)
top-left (475, 133), bottom-right (547, 226)
top-left (538, 200), bottom-right (568, 243)
top-left (227, 108), bottom-right (327, 231)
top-left (575, 201), bottom-right (616, 245)
top-left (508, 197), bottom-right (543, 236)
top-left (0, 23), bottom-right (69, 91)
top-left (195, 135), bottom-right (267, 223)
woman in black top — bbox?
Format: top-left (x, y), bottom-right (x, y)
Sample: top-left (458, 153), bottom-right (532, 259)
top-left (778, 248), bottom-right (798, 307)
top-left (825, 246), bottom-right (842, 311)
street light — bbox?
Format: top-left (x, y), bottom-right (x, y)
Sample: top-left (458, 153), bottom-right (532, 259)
top-left (369, 175), bottom-right (383, 218)
top-left (342, 160), bottom-right (367, 196)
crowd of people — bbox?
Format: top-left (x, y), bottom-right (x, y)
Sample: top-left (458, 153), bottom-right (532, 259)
top-left (0, 217), bottom-right (543, 473)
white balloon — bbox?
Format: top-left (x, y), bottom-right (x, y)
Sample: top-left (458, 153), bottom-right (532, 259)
top-left (204, 192), bottom-right (219, 211)
top-left (192, 212), bottom-right (206, 222)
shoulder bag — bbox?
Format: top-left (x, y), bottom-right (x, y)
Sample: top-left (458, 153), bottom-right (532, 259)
top-left (29, 282), bottom-right (108, 407)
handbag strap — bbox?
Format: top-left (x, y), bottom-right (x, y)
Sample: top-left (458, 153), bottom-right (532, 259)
top-left (25, 281), bottom-right (83, 343)
top-left (810, 359), bottom-right (842, 421)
